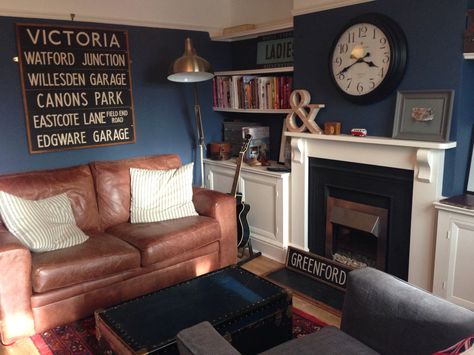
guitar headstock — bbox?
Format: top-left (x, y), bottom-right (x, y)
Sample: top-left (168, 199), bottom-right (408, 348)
top-left (240, 134), bottom-right (252, 155)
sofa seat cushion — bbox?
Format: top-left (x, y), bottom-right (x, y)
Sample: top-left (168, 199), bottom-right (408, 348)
top-left (31, 232), bottom-right (141, 293)
top-left (106, 215), bottom-right (221, 267)
top-left (261, 326), bottom-right (379, 355)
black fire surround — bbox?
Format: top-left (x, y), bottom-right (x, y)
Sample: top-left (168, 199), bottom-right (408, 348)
top-left (308, 158), bottom-right (414, 280)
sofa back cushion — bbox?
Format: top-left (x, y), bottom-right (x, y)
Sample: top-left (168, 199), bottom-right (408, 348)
top-left (90, 154), bottom-right (182, 230)
top-left (0, 165), bottom-right (101, 232)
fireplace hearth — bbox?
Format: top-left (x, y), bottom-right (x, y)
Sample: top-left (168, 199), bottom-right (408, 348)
top-left (309, 158), bottom-right (413, 280)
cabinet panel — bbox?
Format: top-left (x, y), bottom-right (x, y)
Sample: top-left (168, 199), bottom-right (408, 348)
top-left (206, 168), bottom-right (234, 194)
top-left (243, 175), bottom-right (277, 241)
top-left (433, 202), bottom-right (474, 310)
top-left (450, 222), bottom-right (474, 308)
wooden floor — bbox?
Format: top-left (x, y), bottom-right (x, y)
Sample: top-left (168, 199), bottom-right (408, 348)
top-left (0, 256), bottom-right (341, 355)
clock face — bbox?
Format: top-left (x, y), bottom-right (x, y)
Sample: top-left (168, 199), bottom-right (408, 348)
top-left (331, 22), bottom-right (391, 96)
top-left (329, 14), bottom-right (407, 104)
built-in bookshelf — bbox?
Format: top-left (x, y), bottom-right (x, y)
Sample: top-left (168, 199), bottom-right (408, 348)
top-left (213, 66), bottom-right (294, 114)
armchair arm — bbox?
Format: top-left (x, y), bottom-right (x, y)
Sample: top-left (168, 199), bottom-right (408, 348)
top-left (0, 229), bottom-right (35, 344)
top-left (192, 187), bottom-right (237, 267)
top-left (341, 267), bottom-right (474, 355)
top-left (177, 321), bottom-right (241, 355)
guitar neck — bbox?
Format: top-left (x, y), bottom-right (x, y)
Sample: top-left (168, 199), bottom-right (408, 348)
top-left (230, 153), bottom-right (244, 197)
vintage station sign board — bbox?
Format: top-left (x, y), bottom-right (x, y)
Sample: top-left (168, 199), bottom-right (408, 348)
top-left (256, 31), bottom-right (293, 68)
top-left (286, 246), bottom-right (354, 291)
top-left (16, 24), bottom-right (136, 153)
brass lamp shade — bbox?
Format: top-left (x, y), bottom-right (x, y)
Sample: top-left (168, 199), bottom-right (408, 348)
top-left (168, 38), bottom-right (214, 83)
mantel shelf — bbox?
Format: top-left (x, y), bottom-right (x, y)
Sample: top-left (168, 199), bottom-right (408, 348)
top-left (464, 52), bottom-right (474, 59)
top-left (285, 132), bottom-right (457, 150)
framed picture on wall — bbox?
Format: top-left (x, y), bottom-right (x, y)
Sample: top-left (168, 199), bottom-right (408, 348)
top-left (279, 122), bottom-right (291, 164)
top-left (392, 90), bottom-right (454, 142)
top-left (467, 126), bottom-right (474, 193)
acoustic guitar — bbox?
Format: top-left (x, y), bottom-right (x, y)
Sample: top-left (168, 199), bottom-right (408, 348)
top-left (230, 134), bottom-right (252, 248)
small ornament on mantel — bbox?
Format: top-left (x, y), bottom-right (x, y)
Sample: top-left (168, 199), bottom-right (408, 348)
top-left (285, 90), bottom-right (325, 134)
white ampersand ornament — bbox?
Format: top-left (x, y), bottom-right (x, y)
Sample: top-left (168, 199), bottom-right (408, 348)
top-left (285, 90), bottom-right (325, 134)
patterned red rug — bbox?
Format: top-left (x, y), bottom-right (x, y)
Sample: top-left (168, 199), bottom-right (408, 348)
top-left (31, 307), bottom-right (326, 354)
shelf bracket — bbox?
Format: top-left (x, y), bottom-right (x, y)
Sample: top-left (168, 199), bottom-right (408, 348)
top-left (416, 148), bottom-right (433, 183)
top-left (291, 137), bottom-right (305, 164)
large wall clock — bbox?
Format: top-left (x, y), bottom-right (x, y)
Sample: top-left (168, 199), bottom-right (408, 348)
top-left (329, 13), bottom-right (408, 104)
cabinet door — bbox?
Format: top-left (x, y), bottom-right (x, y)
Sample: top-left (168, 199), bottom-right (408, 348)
top-left (433, 211), bottom-right (474, 310)
top-left (204, 164), bottom-right (235, 194)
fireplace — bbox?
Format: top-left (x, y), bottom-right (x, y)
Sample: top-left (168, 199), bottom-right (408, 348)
top-left (287, 132), bottom-right (456, 290)
top-left (309, 158), bottom-right (413, 280)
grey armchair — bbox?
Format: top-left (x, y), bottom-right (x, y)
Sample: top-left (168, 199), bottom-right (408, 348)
top-left (177, 267), bottom-right (474, 355)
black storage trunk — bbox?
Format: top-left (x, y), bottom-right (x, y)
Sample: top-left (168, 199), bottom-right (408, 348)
top-left (95, 266), bottom-right (292, 354)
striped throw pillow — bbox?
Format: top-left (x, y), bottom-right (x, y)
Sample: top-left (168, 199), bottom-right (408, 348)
top-left (130, 163), bottom-right (198, 223)
top-left (0, 191), bottom-right (89, 252)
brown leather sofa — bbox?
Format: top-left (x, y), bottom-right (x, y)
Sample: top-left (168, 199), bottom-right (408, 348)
top-left (0, 154), bottom-right (237, 344)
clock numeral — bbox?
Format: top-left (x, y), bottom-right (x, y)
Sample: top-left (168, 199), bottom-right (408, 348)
top-left (356, 82), bottom-right (364, 93)
top-left (338, 73), bottom-right (345, 81)
top-left (346, 78), bottom-right (352, 89)
top-left (379, 67), bottom-right (385, 78)
top-left (379, 37), bottom-right (387, 49)
top-left (347, 31), bottom-right (355, 43)
top-left (358, 26), bottom-right (367, 38)
top-left (369, 78), bottom-right (376, 89)
top-left (382, 52), bottom-right (390, 63)
top-left (334, 56), bottom-right (342, 67)
top-left (338, 43), bottom-right (348, 54)
top-left (372, 28), bottom-right (377, 39)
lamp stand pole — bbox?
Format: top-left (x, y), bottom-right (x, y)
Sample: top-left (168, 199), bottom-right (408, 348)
top-left (193, 84), bottom-right (205, 187)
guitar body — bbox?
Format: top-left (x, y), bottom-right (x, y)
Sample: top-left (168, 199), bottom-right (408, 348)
top-left (236, 192), bottom-right (251, 248)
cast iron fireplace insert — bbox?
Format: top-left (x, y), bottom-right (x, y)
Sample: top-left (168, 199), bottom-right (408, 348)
top-left (308, 158), bottom-right (413, 280)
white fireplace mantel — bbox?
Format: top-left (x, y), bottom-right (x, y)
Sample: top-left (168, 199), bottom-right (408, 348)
top-left (286, 132), bottom-right (456, 291)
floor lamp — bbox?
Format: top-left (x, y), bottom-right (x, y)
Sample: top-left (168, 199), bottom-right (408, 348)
top-left (168, 38), bottom-right (214, 187)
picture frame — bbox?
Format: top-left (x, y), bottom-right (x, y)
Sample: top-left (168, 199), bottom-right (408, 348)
top-left (279, 122), bottom-right (291, 164)
top-left (392, 90), bottom-right (454, 142)
top-left (467, 125), bottom-right (474, 193)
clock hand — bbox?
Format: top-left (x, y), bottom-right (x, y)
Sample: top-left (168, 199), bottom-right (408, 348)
top-left (337, 52), bottom-right (371, 76)
top-left (362, 60), bottom-right (379, 68)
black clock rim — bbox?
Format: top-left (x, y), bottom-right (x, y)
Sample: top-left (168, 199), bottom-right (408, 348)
top-left (329, 13), bottom-right (408, 105)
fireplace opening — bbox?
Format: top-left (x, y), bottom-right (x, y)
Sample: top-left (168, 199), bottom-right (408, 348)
top-left (309, 158), bottom-right (413, 280)
top-left (325, 197), bottom-right (388, 269)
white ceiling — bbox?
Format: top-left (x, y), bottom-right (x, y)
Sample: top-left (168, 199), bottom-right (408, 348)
top-left (0, 0), bottom-right (373, 39)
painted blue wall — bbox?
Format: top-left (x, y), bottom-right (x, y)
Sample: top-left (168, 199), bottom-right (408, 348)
top-left (1, 2), bottom-right (473, 195)
top-left (0, 16), bottom-right (231, 184)
top-left (231, 0), bottom-right (473, 196)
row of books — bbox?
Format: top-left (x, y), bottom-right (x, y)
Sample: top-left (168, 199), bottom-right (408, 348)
top-left (213, 75), bottom-right (293, 110)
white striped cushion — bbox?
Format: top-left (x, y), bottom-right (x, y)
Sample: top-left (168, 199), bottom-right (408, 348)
top-left (0, 191), bottom-right (89, 252)
top-left (130, 163), bottom-right (198, 223)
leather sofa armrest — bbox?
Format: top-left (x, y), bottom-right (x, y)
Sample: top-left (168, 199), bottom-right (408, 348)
top-left (193, 187), bottom-right (237, 267)
top-left (0, 230), bottom-right (35, 344)
top-left (177, 321), bottom-right (241, 355)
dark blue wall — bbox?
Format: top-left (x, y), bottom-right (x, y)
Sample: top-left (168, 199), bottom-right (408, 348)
top-left (0, 16), bottom-right (231, 184)
top-left (231, 0), bottom-right (473, 196)
top-left (1, 1), bottom-right (474, 195)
